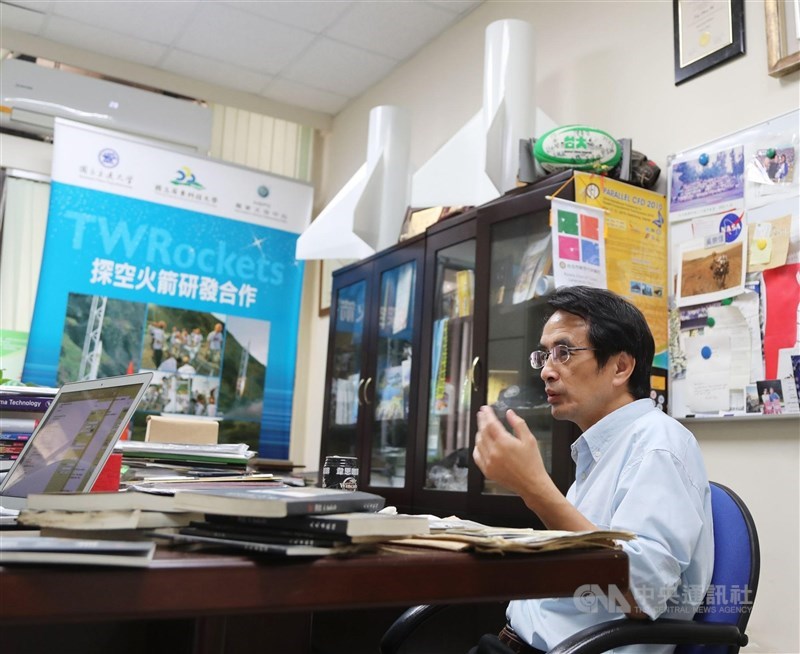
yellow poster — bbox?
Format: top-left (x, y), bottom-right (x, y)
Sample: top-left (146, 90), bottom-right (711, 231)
top-left (574, 172), bottom-right (669, 364)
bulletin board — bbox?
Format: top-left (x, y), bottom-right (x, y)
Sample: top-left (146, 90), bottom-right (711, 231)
top-left (667, 109), bottom-right (800, 419)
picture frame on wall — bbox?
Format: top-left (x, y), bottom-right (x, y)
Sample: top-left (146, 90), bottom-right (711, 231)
top-left (672, 0), bottom-right (745, 85)
top-left (765, 0), bottom-right (800, 77)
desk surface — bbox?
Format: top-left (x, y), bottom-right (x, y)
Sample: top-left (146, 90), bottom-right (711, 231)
top-left (1, 546), bottom-right (629, 624)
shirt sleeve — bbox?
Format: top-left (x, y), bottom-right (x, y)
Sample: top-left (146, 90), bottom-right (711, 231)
top-left (608, 449), bottom-right (707, 618)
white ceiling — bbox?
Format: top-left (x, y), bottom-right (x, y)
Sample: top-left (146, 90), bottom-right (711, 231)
top-left (0, 0), bottom-right (483, 116)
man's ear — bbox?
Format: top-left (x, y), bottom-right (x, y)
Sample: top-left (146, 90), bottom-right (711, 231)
top-left (611, 352), bottom-right (635, 388)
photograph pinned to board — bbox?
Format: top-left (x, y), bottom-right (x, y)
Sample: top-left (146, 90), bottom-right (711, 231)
top-left (676, 234), bottom-right (746, 307)
top-left (750, 145), bottom-right (796, 185)
top-left (669, 144), bottom-right (745, 223)
top-left (745, 384), bottom-right (761, 414)
top-left (756, 379), bottom-right (785, 414)
top-left (550, 197), bottom-right (606, 290)
top-left (747, 141), bottom-right (799, 209)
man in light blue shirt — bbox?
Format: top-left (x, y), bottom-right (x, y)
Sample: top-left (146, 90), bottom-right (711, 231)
top-left (472, 286), bottom-right (714, 654)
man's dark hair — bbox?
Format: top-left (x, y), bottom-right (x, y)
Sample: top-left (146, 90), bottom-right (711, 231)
top-left (546, 286), bottom-right (654, 400)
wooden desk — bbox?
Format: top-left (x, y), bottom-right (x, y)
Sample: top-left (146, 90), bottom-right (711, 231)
top-left (1, 546), bottom-right (629, 653)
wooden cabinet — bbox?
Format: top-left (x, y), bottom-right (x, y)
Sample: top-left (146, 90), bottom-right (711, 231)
top-left (320, 234), bottom-right (425, 513)
top-left (321, 172), bottom-right (580, 524)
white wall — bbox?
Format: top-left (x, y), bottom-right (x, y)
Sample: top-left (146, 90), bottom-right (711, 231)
top-left (300, 2), bottom-right (800, 652)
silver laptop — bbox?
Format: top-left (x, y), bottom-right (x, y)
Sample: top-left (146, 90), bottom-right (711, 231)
top-left (0, 372), bottom-right (153, 510)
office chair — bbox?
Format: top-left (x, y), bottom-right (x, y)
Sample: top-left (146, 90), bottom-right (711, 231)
top-left (380, 481), bottom-right (760, 654)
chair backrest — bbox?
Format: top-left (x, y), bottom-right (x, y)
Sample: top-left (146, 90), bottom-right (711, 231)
top-left (676, 481), bottom-right (760, 654)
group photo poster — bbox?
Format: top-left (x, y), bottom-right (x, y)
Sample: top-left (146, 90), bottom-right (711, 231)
top-left (23, 120), bottom-right (313, 458)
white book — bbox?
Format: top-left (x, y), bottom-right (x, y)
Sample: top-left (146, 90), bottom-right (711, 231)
top-left (25, 490), bottom-right (179, 513)
top-left (18, 508), bottom-right (201, 530)
top-left (0, 536), bottom-right (155, 567)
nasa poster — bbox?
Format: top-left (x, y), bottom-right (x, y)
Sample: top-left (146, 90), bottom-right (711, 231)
top-left (23, 120), bottom-right (313, 457)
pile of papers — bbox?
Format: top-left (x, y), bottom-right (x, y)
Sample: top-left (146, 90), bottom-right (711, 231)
top-left (116, 441), bottom-right (258, 481)
top-left (380, 517), bottom-right (635, 554)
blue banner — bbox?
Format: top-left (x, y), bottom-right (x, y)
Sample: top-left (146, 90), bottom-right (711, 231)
top-left (24, 121), bottom-right (313, 458)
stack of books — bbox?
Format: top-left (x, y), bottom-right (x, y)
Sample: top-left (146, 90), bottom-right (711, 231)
top-left (15, 485), bottom-right (431, 558)
top-left (17, 488), bottom-right (205, 537)
top-left (163, 486), bottom-right (430, 556)
top-left (0, 387), bottom-right (57, 472)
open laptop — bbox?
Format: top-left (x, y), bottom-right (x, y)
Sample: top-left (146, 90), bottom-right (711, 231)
top-left (0, 372), bottom-right (153, 510)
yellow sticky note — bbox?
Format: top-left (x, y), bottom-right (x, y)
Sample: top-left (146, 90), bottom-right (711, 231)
top-left (749, 236), bottom-right (772, 266)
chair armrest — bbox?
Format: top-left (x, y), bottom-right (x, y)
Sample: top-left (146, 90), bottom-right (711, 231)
top-left (547, 618), bottom-right (748, 654)
top-left (380, 604), bottom-right (449, 654)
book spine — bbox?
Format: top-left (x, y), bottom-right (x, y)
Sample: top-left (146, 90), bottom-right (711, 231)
top-left (181, 527), bottom-right (339, 548)
top-left (0, 396), bottom-right (54, 412)
top-left (0, 432), bottom-right (31, 440)
top-left (0, 418), bottom-right (37, 432)
top-left (204, 514), bottom-right (351, 535)
top-left (171, 532), bottom-right (315, 556)
top-left (0, 435), bottom-right (27, 460)
top-left (287, 499), bottom-right (385, 517)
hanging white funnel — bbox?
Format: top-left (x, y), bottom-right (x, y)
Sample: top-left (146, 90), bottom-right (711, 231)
top-left (296, 105), bottom-right (411, 260)
top-left (412, 19), bottom-right (547, 207)
top-left (483, 19), bottom-right (535, 194)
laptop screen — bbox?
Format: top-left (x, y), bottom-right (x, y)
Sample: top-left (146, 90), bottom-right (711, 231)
top-left (0, 373), bottom-right (152, 508)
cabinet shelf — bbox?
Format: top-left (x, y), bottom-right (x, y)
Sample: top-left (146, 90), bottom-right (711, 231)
top-left (490, 294), bottom-right (551, 317)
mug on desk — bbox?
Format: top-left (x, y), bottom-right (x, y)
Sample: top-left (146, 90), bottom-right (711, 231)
top-left (323, 456), bottom-right (359, 491)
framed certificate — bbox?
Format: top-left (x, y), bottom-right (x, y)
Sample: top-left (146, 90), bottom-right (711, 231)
top-left (673, 0), bottom-right (745, 84)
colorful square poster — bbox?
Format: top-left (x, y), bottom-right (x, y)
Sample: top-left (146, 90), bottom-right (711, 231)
top-left (550, 197), bottom-right (606, 290)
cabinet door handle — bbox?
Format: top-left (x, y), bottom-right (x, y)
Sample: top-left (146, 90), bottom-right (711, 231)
top-left (357, 378), bottom-right (366, 406)
top-left (468, 356), bottom-right (480, 390)
top-left (363, 377), bottom-right (373, 405)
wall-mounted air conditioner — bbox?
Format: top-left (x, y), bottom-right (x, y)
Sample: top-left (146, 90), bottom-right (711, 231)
top-left (0, 59), bottom-right (212, 153)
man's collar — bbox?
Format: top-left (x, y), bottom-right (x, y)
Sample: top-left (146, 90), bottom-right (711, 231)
top-left (576, 398), bottom-right (655, 461)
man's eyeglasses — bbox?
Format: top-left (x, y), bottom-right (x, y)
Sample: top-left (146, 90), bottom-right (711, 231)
top-left (530, 345), bottom-right (597, 369)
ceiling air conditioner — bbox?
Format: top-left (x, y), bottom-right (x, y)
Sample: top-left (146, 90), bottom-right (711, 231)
top-left (0, 59), bottom-right (212, 153)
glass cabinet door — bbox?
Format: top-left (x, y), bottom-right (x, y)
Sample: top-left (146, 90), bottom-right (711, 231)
top-left (369, 260), bottom-right (417, 488)
top-left (326, 278), bottom-right (367, 459)
top-left (423, 240), bottom-right (476, 493)
top-left (483, 211), bottom-right (553, 496)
